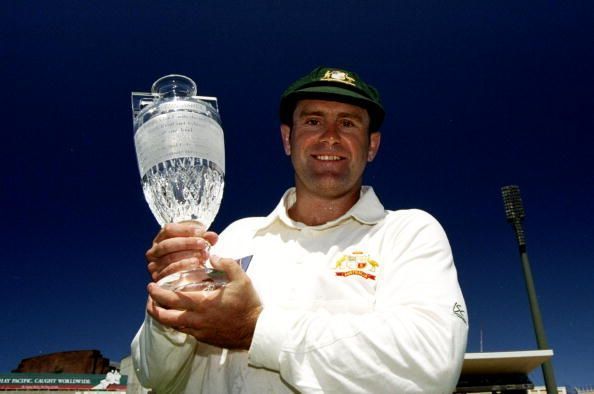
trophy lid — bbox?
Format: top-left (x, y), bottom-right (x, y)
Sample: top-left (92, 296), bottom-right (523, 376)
top-left (152, 74), bottom-right (197, 97)
top-left (131, 74), bottom-right (219, 120)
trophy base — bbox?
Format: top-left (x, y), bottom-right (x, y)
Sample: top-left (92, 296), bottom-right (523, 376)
top-left (157, 268), bottom-right (228, 292)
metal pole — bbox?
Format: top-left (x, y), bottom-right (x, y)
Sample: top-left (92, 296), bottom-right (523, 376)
top-left (501, 186), bottom-right (558, 393)
top-left (519, 246), bottom-right (558, 393)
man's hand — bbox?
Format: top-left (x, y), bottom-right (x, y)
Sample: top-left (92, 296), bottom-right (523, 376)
top-left (147, 256), bottom-right (263, 350)
top-left (145, 223), bottom-right (219, 282)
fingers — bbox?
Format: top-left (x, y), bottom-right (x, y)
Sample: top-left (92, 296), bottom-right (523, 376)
top-left (145, 265), bottom-right (262, 350)
top-left (146, 242), bottom-right (208, 272)
top-left (153, 223), bottom-right (204, 244)
top-left (155, 223), bottom-right (219, 244)
top-left (145, 230), bottom-right (218, 280)
top-left (149, 257), bottom-right (202, 282)
top-left (147, 284), bottom-right (223, 334)
top-left (157, 250), bottom-right (207, 266)
top-left (148, 283), bottom-right (205, 311)
top-left (201, 231), bottom-right (219, 248)
top-left (148, 300), bottom-right (202, 331)
top-left (146, 241), bottom-right (207, 281)
top-left (151, 223), bottom-right (218, 249)
top-left (147, 237), bottom-right (211, 259)
top-left (210, 255), bottom-right (246, 282)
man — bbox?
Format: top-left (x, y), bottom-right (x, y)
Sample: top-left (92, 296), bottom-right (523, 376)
top-left (132, 67), bottom-right (468, 393)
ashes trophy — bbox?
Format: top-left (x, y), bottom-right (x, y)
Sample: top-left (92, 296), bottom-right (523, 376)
top-left (132, 74), bottom-right (226, 291)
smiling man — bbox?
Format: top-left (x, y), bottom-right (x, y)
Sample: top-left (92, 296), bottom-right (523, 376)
top-left (132, 67), bottom-right (468, 393)
top-left (282, 99), bottom-right (380, 225)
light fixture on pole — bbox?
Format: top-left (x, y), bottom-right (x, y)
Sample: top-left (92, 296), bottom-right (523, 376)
top-left (501, 185), bottom-right (557, 393)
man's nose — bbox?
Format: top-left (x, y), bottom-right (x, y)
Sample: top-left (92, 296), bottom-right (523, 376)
top-left (319, 122), bottom-right (340, 144)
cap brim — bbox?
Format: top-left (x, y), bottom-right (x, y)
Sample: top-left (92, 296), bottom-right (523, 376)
top-left (286, 86), bottom-right (384, 129)
top-left (291, 85), bottom-right (375, 106)
top-left (280, 85), bottom-right (385, 131)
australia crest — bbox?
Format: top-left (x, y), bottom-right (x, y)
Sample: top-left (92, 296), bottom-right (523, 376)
top-left (333, 251), bottom-right (379, 280)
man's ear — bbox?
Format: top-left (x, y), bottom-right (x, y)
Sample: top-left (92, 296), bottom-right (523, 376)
top-left (367, 131), bottom-right (381, 162)
top-left (280, 124), bottom-right (291, 156)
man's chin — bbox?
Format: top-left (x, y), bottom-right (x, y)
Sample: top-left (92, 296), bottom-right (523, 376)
top-left (306, 178), bottom-right (361, 198)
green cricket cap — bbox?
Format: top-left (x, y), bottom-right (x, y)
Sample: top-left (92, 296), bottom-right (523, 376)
top-left (280, 66), bottom-right (385, 131)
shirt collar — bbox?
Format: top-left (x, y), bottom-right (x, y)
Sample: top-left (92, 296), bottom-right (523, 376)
top-left (256, 186), bottom-right (386, 232)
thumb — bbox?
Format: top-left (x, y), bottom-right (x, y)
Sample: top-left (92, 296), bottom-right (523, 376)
top-left (210, 255), bottom-right (244, 282)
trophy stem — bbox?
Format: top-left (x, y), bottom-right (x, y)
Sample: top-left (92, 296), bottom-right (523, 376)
top-left (157, 267), bottom-right (227, 292)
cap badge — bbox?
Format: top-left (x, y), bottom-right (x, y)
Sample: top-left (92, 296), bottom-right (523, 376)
top-left (320, 70), bottom-right (356, 86)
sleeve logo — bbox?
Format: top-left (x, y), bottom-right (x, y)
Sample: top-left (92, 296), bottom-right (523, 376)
top-left (453, 302), bottom-right (467, 324)
top-left (333, 251), bottom-right (379, 280)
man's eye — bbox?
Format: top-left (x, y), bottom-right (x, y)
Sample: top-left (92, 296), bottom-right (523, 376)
top-left (341, 119), bottom-right (355, 127)
top-left (305, 119), bottom-right (320, 126)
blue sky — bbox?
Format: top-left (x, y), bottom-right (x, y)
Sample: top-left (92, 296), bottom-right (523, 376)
top-left (2, 0), bottom-right (593, 387)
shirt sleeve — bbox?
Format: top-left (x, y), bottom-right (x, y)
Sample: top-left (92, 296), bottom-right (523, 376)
top-left (130, 217), bottom-right (261, 393)
top-left (248, 210), bottom-right (469, 392)
top-left (131, 312), bottom-right (201, 393)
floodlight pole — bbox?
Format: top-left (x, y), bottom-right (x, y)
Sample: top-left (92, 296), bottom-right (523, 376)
top-left (501, 185), bottom-right (557, 394)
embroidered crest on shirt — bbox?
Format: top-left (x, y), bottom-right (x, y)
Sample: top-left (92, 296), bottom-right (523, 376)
top-left (333, 251), bottom-right (379, 280)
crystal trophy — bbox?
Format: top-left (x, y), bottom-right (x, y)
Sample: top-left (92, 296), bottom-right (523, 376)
top-left (132, 74), bottom-right (226, 291)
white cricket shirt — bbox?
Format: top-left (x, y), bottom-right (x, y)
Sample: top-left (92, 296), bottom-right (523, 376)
top-left (132, 187), bottom-right (468, 393)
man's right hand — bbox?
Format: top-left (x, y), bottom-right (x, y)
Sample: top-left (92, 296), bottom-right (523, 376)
top-left (145, 223), bottom-right (219, 282)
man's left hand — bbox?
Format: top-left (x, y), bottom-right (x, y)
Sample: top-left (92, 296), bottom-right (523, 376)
top-left (147, 256), bottom-right (262, 350)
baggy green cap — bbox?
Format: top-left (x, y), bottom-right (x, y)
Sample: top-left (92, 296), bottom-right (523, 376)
top-left (280, 66), bottom-right (385, 131)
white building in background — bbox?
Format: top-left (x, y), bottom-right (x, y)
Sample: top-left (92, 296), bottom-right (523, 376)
top-left (121, 349), bottom-right (568, 394)
top-left (575, 388), bottom-right (594, 394)
top-left (453, 349), bottom-right (566, 394)
top-left (529, 386), bottom-right (567, 394)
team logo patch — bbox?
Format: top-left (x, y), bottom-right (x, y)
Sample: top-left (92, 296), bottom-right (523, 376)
top-left (333, 251), bottom-right (379, 280)
top-left (320, 70), bottom-right (357, 86)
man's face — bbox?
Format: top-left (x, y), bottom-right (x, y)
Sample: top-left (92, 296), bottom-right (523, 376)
top-left (280, 99), bottom-right (381, 199)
